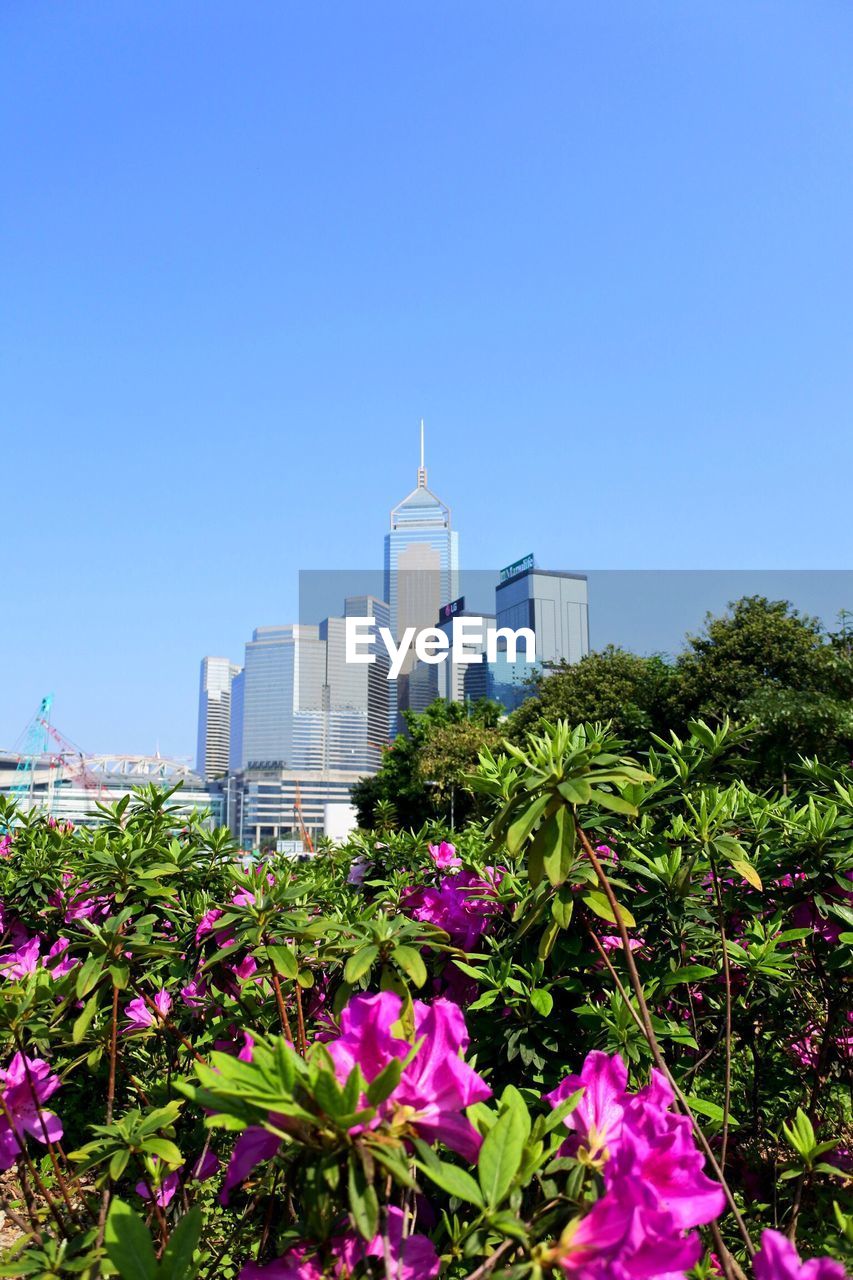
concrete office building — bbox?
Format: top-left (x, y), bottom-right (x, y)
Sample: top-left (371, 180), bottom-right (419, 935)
top-left (196, 657), bottom-right (242, 780)
top-left (436, 599), bottom-right (494, 704)
top-left (495, 558), bottom-right (589, 667)
top-left (225, 766), bottom-right (360, 850)
top-left (225, 598), bottom-right (391, 848)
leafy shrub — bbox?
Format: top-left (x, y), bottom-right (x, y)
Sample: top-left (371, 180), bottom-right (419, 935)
top-left (0, 723), bottom-right (849, 1279)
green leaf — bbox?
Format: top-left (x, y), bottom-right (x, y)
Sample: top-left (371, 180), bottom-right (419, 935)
top-left (542, 1089), bottom-right (582, 1134)
top-left (487, 1211), bottom-right (528, 1243)
top-left (347, 1155), bottom-right (379, 1240)
top-left (540, 806), bottom-right (577, 888)
top-left (314, 1069), bottom-right (347, 1120)
top-left (158, 1206), bottom-right (202, 1280)
top-left (104, 1198), bottom-right (158, 1280)
top-left (72, 993), bottom-right (99, 1044)
top-left (478, 1103), bottom-right (528, 1207)
top-left (365, 1057), bottom-right (402, 1106)
top-left (393, 945), bottom-right (427, 988)
top-left (582, 891), bottom-right (636, 930)
top-left (506, 793), bottom-right (552, 855)
top-left (588, 788), bottom-right (638, 817)
top-left (267, 945), bottom-right (299, 979)
top-left (537, 918), bottom-right (560, 961)
top-left (143, 1138), bottom-right (183, 1166)
top-left (368, 1143), bottom-right (419, 1189)
top-left (661, 965), bottom-right (716, 988)
top-left (415, 1150), bottom-right (484, 1205)
top-left (686, 1096), bottom-right (738, 1127)
top-left (731, 859), bottom-right (762, 891)
top-left (76, 955), bottom-right (105, 999)
top-left (558, 779), bottom-right (591, 805)
top-left (529, 989), bottom-right (553, 1017)
top-left (343, 946), bottom-right (379, 985)
top-left (551, 887), bottom-right (574, 930)
top-left (109, 965), bottom-right (130, 990)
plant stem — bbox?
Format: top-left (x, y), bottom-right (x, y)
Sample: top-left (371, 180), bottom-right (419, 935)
top-left (269, 971), bottom-right (295, 1044)
top-left (708, 853), bottom-right (733, 1170)
top-left (294, 980), bottom-right (308, 1056)
top-left (576, 823), bottom-right (755, 1260)
top-left (97, 982), bottom-right (121, 1245)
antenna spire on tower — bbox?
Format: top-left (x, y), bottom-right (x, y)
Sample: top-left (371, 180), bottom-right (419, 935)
top-left (417, 418), bottom-right (427, 487)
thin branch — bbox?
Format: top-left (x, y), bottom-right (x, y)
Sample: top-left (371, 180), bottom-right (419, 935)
top-left (576, 823), bottom-right (755, 1260)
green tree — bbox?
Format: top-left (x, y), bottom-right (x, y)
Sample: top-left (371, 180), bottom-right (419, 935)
top-left (676, 596), bottom-right (853, 781)
top-left (507, 646), bottom-right (678, 747)
top-left (351, 698), bottom-right (503, 829)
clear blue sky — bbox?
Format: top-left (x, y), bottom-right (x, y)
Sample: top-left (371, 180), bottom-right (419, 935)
top-left (2, 3), bottom-right (852, 758)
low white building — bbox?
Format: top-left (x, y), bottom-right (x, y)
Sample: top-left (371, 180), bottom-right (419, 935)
top-left (0, 753), bottom-right (223, 827)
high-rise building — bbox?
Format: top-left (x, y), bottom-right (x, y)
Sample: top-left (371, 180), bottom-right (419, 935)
top-left (226, 601), bottom-right (391, 849)
top-left (229, 669), bottom-right (244, 772)
top-left (495, 559), bottom-right (589, 667)
top-left (196, 657), bottom-right (241, 780)
top-left (341, 595), bottom-right (390, 763)
top-left (436, 599), bottom-right (495, 704)
top-left (239, 603), bottom-right (391, 775)
top-left (240, 625), bottom-right (327, 770)
top-left (384, 423), bottom-right (459, 734)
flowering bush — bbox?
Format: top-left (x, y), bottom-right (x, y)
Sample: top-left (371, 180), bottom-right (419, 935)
top-left (0, 722), bottom-right (848, 1279)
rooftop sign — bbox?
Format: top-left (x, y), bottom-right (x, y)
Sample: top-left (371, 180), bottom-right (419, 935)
top-left (438, 595), bottom-right (466, 623)
top-left (499, 553), bottom-right (534, 583)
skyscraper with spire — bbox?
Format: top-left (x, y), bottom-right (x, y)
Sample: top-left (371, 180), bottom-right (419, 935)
top-left (384, 422), bottom-right (459, 735)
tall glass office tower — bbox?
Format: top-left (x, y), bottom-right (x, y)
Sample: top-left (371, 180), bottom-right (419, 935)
top-left (383, 425), bottom-right (459, 735)
top-left (239, 625), bottom-right (326, 770)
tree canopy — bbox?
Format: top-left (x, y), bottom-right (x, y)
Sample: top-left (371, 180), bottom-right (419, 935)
top-left (359, 597), bottom-right (853, 821)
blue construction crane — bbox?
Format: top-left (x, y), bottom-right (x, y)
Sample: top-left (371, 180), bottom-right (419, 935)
top-left (11, 695), bottom-right (54, 810)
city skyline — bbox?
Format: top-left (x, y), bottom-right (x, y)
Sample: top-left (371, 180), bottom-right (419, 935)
top-left (3, 4), bottom-right (852, 756)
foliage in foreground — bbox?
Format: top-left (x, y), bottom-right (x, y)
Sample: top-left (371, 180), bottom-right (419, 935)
top-left (0, 719), bottom-right (849, 1279)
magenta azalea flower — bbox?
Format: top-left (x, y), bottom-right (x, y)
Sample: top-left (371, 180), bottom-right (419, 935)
top-left (221, 1126), bottom-right (282, 1204)
top-left (221, 992), bottom-right (490, 1202)
top-left (401, 872), bottom-right (502, 951)
top-left (135, 1161), bottom-right (180, 1207)
top-left (43, 938), bottom-right (77, 980)
top-left (557, 1178), bottom-right (703, 1279)
top-left (238, 1207), bottom-right (438, 1280)
top-left (180, 974), bottom-right (209, 1009)
top-left (0, 1052), bottom-right (63, 1171)
top-left (545, 1049), bottom-right (627, 1162)
top-left (191, 1147), bottom-right (220, 1181)
top-left (137, 1147), bottom-right (219, 1207)
top-left (123, 989), bottom-right (171, 1032)
top-left (63, 885), bottom-right (112, 924)
top-left (195, 907), bottom-right (225, 943)
top-left (239, 1249), bottom-right (322, 1280)
top-left (753, 1230), bottom-right (846, 1280)
top-left (599, 934), bottom-right (645, 953)
top-left (428, 840), bottom-right (461, 871)
top-left (612, 1070), bottom-right (726, 1231)
top-left (0, 936), bottom-right (41, 979)
top-left (547, 1051), bottom-right (725, 1279)
top-left (231, 954), bottom-right (258, 983)
top-left (347, 856), bottom-right (370, 886)
top-left (326, 991), bottom-right (490, 1161)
